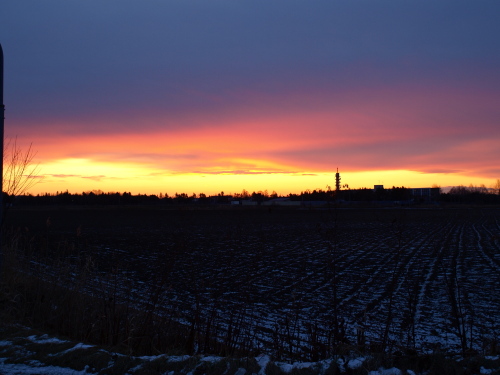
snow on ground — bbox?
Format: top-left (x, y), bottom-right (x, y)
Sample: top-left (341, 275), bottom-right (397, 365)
top-left (0, 359), bottom-right (95, 375)
top-left (26, 334), bottom-right (68, 345)
top-left (256, 354), bottom-right (270, 374)
top-left (1, 335), bottom-right (500, 375)
top-left (368, 369), bottom-right (401, 375)
top-left (1, 327), bottom-right (500, 374)
top-left (0, 332), bottom-right (404, 375)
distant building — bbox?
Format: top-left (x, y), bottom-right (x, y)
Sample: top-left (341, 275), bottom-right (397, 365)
top-left (374, 185), bottom-right (384, 191)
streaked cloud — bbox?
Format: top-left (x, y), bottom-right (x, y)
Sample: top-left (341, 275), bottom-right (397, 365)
top-left (81, 175), bottom-right (106, 181)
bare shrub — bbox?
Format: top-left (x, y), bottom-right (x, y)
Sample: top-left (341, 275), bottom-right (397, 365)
top-left (3, 137), bottom-right (41, 197)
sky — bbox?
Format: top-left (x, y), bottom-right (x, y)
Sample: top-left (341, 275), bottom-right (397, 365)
top-left (1, 1), bottom-right (499, 196)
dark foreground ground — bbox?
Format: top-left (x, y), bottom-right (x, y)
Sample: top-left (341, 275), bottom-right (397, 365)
top-left (2, 205), bottom-right (500, 362)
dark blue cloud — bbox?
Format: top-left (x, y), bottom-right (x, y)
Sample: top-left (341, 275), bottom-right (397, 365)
top-left (1, 0), bottom-right (500, 133)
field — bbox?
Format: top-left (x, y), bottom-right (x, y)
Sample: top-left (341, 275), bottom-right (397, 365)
top-left (3, 205), bottom-right (500, 361)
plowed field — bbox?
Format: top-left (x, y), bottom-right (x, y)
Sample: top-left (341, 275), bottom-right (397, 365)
top-left (6, 206), bottom-right (500, 358)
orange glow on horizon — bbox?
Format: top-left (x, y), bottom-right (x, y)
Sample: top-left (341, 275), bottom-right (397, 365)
top-left (27, 158), bottom-right (497, 196)
top-left (7, 82), bottom-right (499, 196)
top-left (13, 122), bottom-right (499, 196)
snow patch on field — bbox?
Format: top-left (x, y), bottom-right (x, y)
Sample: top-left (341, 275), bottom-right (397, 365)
top-left (368, 368), bottom-right (401, 375)
top-left (0, 359), bottom-right (96, 375)
top-left (27, 334), bottom-right (68, 345)
top-left (347, 356), bottom-right (366, 369)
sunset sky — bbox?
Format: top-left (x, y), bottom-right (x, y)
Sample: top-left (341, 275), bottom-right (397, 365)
top-left (1, 1), bottom-right (499, 196)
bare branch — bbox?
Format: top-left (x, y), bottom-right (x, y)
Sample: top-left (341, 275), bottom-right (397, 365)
top-left (3, 137), bottom-right (42, 196)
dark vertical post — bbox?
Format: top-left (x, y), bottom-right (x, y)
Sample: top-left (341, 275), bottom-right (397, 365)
top-left (0, 43), bottom-right (4, 272)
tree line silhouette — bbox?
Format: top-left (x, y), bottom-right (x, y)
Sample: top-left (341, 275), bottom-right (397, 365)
top-left (5, 184), bottom-right (500, 206)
